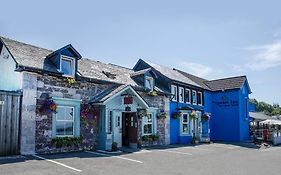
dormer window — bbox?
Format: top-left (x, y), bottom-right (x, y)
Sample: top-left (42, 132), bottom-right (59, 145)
top-left (145, 76), bottom-right (154, 91)
top-left (61, 56), bottom-right (75, 77)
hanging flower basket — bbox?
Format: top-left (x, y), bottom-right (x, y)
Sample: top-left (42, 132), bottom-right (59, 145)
top-left (172, 111), bottom-right (181, 119)
top-left (157, 110), bottom-right (167, 120)
top-left (137, 109), bottom-right (148, 118)
top-left (148, 90), bottom-right (157, 97)
top-left (37, 97), bottom-right (57, 115)
top-left (190, 110), bottom-right (197, 119)
top-left (202, 112), bottom-right (211, 121)
top-left (66, 77), bottom-right (76, 85)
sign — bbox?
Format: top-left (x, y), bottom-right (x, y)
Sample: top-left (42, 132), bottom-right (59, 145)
top-left (212, 95), bottom-right (239, 107)
top-left (124, 96), bottom-right (133, 105)
top-left (0, 101), bottom-right (4, 105)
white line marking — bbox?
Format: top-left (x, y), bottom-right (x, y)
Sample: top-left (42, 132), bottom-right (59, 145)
top-left (158, 149), bottom-right (192, 155)
top-left (32, 155), bottom-right (82, 172)
top-left (260, 147), bottom-right (281, 152)
top-left (134, 149), bottom-right (152, 154)
top-left (208, 144), bottom-right (239, 149)
top-left (183, 147), bottom-right (215, 151)
top-left (85, 151), bottom-right (143, 163)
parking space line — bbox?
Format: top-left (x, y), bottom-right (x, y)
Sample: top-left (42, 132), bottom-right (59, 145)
top-left (32, 155), bottom-right (82, 172)
top-left (133, 149), bottom-right (152, 154)
top-left (183, 147), bottom-right (215, 151)
top-left (85, 151), bottom-right (143, 164)
top-left (207, 144), bottom-right (239, 149)
top-left (157, 149), bottom-right (192, 155)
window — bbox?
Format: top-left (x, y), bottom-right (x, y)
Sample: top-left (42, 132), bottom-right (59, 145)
top-left (185, 89), bottom-right (191, 104)
top-left (145, 76), bottom-right (154, 91)
top-left (171, 85), bottom-right (177, 102)
top-left (55, 106), bottom-right (74, 137)
top-left (192, 90), bottom-right (197, 105)
top-left (181, 113), bottom-right (190, 135)
top-left (143, 113), bottom-right (153, 135)
top-left (108, 111), bottom-right (113, 133)
top-left (61, 56), bottom-right (75, 76)
top-left (116, 115), bottom-right (121, 127)
top-left (179, 87), bottom-right (184, 103)
top-left (198, 91), bottom-right (203, 106)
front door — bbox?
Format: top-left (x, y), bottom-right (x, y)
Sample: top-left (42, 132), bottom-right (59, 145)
top-left (194, 118), bottom-right (202, 139)
top-left (122, 112), bottom-right (138, 147)
top-left (113, 111), bottom-right (122, 147)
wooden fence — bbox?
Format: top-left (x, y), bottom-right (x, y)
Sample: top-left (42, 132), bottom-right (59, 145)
top-left (0, 91), bottom-right (22, 156)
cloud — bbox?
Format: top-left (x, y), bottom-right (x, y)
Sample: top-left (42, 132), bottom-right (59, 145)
top-left (233, 40), bottom-right (281, 72)
top-left (177, 62), bottom-right (213, 78)
top-left (246, 40), bottom-right (281, 71)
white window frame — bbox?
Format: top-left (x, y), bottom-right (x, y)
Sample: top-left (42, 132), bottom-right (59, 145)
top-left (198, 91), bottom-right (203, 106)
top-left (180, 113), bottom-right (190, 135)
top-left (192, 90), bottom-right (197, 105)
top-left (171, 85), bottom-right (178, 102)
top-left (60, 55), bottom-right (75, 77)
top-left (179, 87), bottom-right (184, 103)
top-left (142, 113), bottom-right (155, 136)
top-left (55, 106), bottom-right (75, 137)
top-left (145, 76), bottom-right (154, 91)
top-left (185, 89), bottom-right (191, 104)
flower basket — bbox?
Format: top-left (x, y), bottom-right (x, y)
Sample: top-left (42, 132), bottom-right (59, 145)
top-left (157, 110), bottom-right (167, 120)
top-left (190, 111), bottom-right (197, 119)
top-left (137, 109), bottom-right (148, 118)
top-left (202, 112), bottom-right (211, 121)
top-left (51, 136), bottom-right (82, 148)
top-left (142, 134), bottom-right (160, 142)
top-left (37, 97), bottom-right (57, 115)
top-left (172, 111), bottom-right (181, 119)
top-left (66, 77), bottom-right (76, 85)
top-left (148, 90), bottom-right (157, 97)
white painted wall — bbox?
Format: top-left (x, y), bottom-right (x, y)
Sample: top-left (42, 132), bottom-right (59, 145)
top-left (0, 45), bottom-right (22, 91)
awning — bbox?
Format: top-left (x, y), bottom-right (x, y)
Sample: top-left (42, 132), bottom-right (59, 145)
top-left (260, 119), bottom-right (281, 125)
top-left (249, 112), bottom-right (272, 121)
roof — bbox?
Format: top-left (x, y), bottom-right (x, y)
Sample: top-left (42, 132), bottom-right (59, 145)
top-left (130, 68), bottom-right (153, 77)
top-left (139, 60), bottom-right (201, 88)
top-left (204, 76), bottom-right (247, 92)
top-left (91, 84), bottom-right (127, 103)
top-left (174, 69), bottom-right (211, 90)
top-left (0, 36), bottom-right (53, 70)
top-left (249, 112), bottom-right (272, 121)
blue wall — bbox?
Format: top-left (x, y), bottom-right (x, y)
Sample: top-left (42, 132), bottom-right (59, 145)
top-left (209, 84), bottom-right (250, 142)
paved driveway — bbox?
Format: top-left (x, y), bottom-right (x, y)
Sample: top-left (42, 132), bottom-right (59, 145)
top-left (1, 143), bottom-right (281, 175)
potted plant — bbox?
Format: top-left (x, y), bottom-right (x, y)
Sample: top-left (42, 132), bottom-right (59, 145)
top-left (157, 110), bottom-right (167, 120)
top-left (111, 142), bottom-right (118, 151)
top-left (37, 97), bottom-right (57, 115)
top-left (172, 111), bottom-right (181, 119)
top-left (202, 112), bottom-right (211, 121)
top-left (192, 136), bottom-right (199, 144)
top-left (190, 110), bottom-right (197, 119)
top-left (66, 77), bottom-right (76, 85)
top-left (148, 90), bottom-right (157, 97)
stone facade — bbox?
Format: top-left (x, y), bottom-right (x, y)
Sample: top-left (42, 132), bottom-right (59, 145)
top-left (35, 74), bottom-right (112, 153)
top-left (137, 91), bottom-right (170, 146)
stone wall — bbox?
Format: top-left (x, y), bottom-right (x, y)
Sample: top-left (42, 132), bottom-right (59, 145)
top-left (137, 92), bottom-right (170, 146)
top-left (35, 74), bottom-right (112, 153)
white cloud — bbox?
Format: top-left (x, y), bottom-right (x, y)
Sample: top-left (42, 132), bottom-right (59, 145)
top-left (246, 40), bottom-right (281, 71)
top-left (177, 62), bottom-right (213, 78)
top-left (233, 40), bottom-right (281, 72)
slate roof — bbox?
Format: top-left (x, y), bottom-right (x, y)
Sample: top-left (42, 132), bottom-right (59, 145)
top-left (130, 68), bottom-right (152, 77)
top-left (91, 84), bottom-right (127, 103)
top-left (143, 60), bottom-right (201, 88)
top-left (174, 69), bottom-right (211, 90)
top-left (204, 76), bottom-right (247, 92)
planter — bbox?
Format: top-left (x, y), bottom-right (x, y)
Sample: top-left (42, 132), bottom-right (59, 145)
top-left (172, 111), bottom-right (181, 119)
top-left (137, 109), bottom-right (148, 118)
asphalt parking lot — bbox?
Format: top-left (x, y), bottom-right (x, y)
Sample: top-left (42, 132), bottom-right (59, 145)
top-left (1, 143), bottom-right (281, 175)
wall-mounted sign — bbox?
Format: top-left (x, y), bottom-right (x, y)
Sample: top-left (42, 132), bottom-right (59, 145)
top-left (124, 96), bottom-right (133, 105)
top-left (212, 95), bottom-right (239, 107)
top-left (0, 101), bottom-right (4, 105)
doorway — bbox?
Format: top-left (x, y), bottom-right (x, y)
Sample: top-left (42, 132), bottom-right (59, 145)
top-left (122, 112), bottom-right (138, 147)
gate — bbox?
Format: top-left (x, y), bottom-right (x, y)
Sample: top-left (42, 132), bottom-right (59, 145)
top-left (0, 91), bottom-right (22, 156)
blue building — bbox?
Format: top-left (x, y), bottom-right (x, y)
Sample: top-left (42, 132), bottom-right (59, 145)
top-left (134, 60), bottom-right (252, 144)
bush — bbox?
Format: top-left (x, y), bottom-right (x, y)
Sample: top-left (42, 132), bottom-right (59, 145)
top-left (112, 142), bottom-right (118, 151)
top-left (52, 136), bottom-right (82, 148)
top-left (142, 134), bottom-right (160, 142)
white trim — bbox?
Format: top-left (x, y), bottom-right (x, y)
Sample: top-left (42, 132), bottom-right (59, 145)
top-left (198, 91), bottom-right (203, 106)
top-left (52, 97), bottom-right (82, 102)
top-left (142, 113), bottom-right (154, 136)
top-left (171, 85), bottom-right (177, 102)
top-left (55, 106), bottom-right (75, 137)
top-left (103, 85), bottom-right (149, 109)
top-left (60, 55), bottom-right (75, 77)
top-left (179, 87), bottom-right (184, 103)
top-left (85, 151), bottom-right (143, 163)
top-left (192, 90), bottom-right (197, 105)
top-left (145, 76), bottom-right (154, 91)
top-left (185, 89), bottom-right (191, 104)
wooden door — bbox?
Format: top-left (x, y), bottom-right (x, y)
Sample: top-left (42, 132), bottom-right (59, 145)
top-left (122, 112), bottom-right (138, 146)
top-left (0, 91), bottom-right (21, 156)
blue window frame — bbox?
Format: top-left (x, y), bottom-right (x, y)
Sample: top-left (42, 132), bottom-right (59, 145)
top-left (52, 97), bottom-right (81, 138)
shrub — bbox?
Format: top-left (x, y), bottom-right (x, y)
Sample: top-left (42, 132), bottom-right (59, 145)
top-left (51, 136), bottom-right (82, 148)
top-left (112, 142), bottom-right (118, 151)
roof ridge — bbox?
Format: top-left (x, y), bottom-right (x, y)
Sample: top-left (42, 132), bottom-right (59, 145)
top-left (206, 75), bottom-right (246, 82)
top-left (108, 63), bottom-right (132, 70)
top-left (173, 68), bottom-right (209, 81)
top-left (0, 36), bottom-right (53, 52)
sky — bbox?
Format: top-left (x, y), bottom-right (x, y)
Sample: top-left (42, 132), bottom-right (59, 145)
top-left (1, 0), bottom-right (281, 104)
